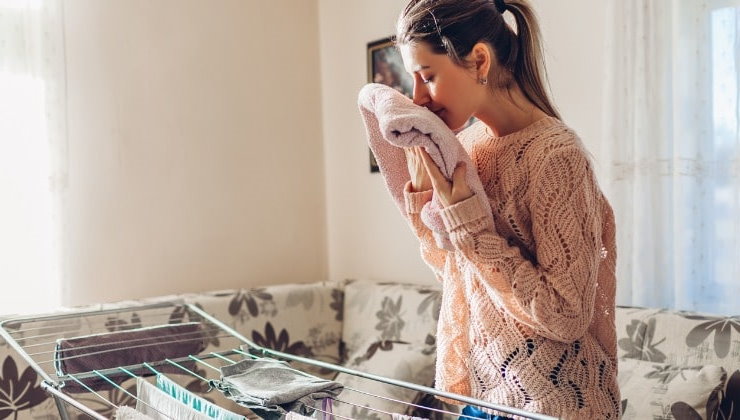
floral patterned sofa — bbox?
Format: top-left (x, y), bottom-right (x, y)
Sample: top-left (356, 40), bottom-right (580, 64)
top-left (1, 279), bottom-right (738, 419)
top-left (615, 306), bottom-right (740, 419)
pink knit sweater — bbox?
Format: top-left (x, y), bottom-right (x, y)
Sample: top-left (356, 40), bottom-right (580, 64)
top-left (404, 117), bottom-right (620, 419)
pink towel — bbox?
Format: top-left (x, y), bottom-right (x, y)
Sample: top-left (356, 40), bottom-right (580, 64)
top-left (357, 83), bottom-right (493, 250)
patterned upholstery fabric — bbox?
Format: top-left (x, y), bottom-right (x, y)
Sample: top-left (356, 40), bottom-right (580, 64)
top-left (617, 358), bottom-right (726, 419)
top-left (341, 280), bottom-right (440, 358)
top-left (615, 305), bottom-right (740, 419)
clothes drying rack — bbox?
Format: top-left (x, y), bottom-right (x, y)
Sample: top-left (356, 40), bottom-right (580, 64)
top-left (0, 300), bottom-right (557, 420)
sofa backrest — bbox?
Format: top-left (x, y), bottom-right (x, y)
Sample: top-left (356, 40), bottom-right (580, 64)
top-left (183, 281), bottom-right (345, 379)
top-left (615, 305), bottom-right (740, 373)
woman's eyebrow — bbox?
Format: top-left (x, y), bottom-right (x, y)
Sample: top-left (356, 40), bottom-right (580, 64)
top-left (412, 64), bottom-right (431, 72)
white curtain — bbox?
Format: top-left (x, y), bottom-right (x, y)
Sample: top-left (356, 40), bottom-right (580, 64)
top-left (0, 0), bottom-right (66, 314)
top-left (602, 0), bottom-right (740, 314)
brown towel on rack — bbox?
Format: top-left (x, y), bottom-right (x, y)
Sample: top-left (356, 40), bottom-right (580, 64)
top-left (54, 322), bottom-right (208, 393)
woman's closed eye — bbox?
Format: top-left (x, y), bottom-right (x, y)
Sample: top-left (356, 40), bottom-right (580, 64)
top-left (421, 75), bottom-right (434, 84)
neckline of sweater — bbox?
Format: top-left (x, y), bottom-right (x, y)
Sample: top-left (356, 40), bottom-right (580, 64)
top-left (480, 115), bottom-right (562, 144)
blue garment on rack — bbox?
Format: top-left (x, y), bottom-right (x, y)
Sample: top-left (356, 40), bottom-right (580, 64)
top-left (209, 357), bottom-right (344, 420)
top-left (155, 374), bottom-right (245, 420)
top-left (459, 405), bottom-right (514, 420)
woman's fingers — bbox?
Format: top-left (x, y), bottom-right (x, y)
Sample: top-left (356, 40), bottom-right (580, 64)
top-left (418, 147), bottom-right (447, 186)
top-left (452, 162), bottom-right (467, 186)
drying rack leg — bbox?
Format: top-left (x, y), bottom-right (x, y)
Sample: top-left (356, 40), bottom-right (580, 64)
top-left (42, 382), bottom-right (107, 420)
top-left (52, 394), bottom-right (71, 420)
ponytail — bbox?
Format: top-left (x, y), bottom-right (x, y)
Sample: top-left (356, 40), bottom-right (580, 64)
top-left (504, 1), bottom-right (561, 119)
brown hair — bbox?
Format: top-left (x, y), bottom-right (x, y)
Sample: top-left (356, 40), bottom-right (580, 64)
top-left (395, 0), bottom-right (561, 119)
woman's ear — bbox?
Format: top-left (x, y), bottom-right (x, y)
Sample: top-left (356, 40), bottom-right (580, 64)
top-left (469, 42), bottom-right (492, 77)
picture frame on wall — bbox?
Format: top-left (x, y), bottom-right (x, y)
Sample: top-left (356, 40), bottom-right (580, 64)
top-left (366, 36), bottom-right (413, 173)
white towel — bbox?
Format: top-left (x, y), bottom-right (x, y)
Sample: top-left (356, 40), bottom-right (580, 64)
top-left (115, 405), bottom-right (155, 420)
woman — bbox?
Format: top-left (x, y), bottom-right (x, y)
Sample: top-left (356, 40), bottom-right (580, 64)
top-left (395, 0), bottom-right (620, 419)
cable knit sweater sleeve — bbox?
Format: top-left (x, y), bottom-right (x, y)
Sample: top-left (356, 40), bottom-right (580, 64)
top-left (439, 146), bottom-right (602, 342)
top-left (402, 181), bottom-right (449, 279)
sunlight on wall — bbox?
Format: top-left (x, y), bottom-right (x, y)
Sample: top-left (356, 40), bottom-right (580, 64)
top-left (0, 72), bottom-right (60, 315)
top-left (0, 0), bottom-right (42, 10)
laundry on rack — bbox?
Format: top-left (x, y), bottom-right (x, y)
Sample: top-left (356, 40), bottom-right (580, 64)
top-left (54, 322), bottom-right (208, 392)
top-left (114, 405), bottom-right (155, 420)
top-left (357, 83), bottom-right (494, 251)
top-left (209, 357), bottom-right (344, 420)
top-left (136, 376), bottom-right (212, 420)
top-left (321, 397), bottom-right (334, 419)
top-left (284, 412), bottom-right (314, 420)
top-left (155, 373), bottom-right (246, 420)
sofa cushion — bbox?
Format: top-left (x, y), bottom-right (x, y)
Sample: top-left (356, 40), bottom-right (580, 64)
top-left (183, 282), bottom-right (344, 379)
top-left (332, 337), bottom-right (436, 419)
top-left (341, 280), bottom-right (440, 360)
top-left (618, 357), bottom-right (726, 420)
top-left (615, 305), bottom-right (665, 360)
top-left (632, 310), bottom-right (740, 373)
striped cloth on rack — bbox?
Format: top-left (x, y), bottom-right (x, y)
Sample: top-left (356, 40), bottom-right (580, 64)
top-left (155, 373), bottom-right (245, 420)
top-left (136, 377), bottom-right (211, 420)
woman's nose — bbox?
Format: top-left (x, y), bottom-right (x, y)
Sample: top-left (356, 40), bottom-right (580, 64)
top-left (412, 79), bottom-right (430, 107)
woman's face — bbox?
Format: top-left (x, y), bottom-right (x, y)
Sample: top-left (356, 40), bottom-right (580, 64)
top-left (399, 42), bottom-right (480, 130)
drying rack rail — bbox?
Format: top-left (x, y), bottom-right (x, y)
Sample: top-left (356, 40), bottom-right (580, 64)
top-left (0, 301), bottom-right (558, 420)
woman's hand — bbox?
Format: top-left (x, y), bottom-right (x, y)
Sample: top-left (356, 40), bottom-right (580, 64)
top-left (404, 146), bottom-right (432, 192)
top-left (417, 147), bottom-right (474, 207)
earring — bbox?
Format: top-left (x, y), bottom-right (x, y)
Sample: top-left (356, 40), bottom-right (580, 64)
top-left (478, 77), bottom-right (488, 85)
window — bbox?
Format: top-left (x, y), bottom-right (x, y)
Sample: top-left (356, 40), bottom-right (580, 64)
top-left (0, 1), bottom-right (64, 315)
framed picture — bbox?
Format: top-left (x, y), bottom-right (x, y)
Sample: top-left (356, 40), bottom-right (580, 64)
top-left (366, 36), bottom-right (413, 173)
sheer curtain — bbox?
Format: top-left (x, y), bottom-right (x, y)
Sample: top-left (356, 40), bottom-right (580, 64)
top-left (0, 0), bottom-right (66, 314)
top-left (602, 0), bottom-right (740, 314)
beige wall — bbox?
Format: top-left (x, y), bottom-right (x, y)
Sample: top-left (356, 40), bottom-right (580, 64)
top-left (318, 0), bottom-right (608, 285)
top-left (62, 0), bottom-right (327, 306)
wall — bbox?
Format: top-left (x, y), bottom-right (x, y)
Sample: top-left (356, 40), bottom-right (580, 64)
top-left (62, 0), bottom-right (327, 305)
top-left (318, 1), bottom-right (609, 285)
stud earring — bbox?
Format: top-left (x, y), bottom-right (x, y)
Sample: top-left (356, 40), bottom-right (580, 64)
top-left (478, 77), bottom-right (488, 85)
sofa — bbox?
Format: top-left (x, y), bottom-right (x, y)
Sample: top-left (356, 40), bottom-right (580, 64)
top-left (0, 279), bottom-right (738, 420)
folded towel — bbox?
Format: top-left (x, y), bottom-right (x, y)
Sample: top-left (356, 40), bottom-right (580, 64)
top-left (357, 83), bottom-right (494, 250)
top-left (55, 322), bottom-right (208, 393)
top-left (209, 357), bottom-right (344, 420)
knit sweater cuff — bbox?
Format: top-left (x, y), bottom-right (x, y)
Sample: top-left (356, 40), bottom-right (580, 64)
top-left (403, 181), bottom-right (433, 214)
top-left (440, 194), bottom-right (488, 232)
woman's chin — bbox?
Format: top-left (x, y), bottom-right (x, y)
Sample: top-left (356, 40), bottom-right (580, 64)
top-left (447, 119), bottom-right (468, 132)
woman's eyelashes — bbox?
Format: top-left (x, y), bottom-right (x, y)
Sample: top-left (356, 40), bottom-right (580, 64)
top-left (421, 75), bottom-right (434, 84)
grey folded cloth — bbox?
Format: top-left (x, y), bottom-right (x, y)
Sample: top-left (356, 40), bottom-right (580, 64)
top-left (209, 357), bottom-right (344, 420)
top-left (54, 322), bottom-right (208, 393)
